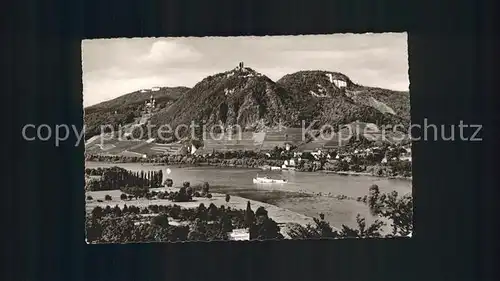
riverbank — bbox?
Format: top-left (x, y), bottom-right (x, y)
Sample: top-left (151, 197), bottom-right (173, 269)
top-left (321, 170), bottom-right (412, 181)
top-left (85, 159), bottom-right (412, 181)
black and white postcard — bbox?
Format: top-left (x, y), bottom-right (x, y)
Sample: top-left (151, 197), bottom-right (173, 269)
top-left (83, 33), bottom-right (412, 243)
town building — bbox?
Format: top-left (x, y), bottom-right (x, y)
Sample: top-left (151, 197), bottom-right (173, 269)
top-left (282, 158), bottom-right (298, 170)
top-left (228, 228), bottom-right (250, 241)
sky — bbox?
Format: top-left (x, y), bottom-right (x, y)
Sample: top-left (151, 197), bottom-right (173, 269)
top-left (82, 33), bottom-right (408, 107)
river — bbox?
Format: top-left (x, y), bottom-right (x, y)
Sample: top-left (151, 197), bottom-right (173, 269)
top-left (86, 161), bottom-right (412, 229)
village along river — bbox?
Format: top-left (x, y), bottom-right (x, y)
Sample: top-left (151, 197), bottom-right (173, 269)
top-left (86, 161), bottom-right (412, 228)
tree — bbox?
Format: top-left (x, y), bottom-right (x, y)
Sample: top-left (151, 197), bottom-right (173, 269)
top-left (250, 216), bottom-right (283, 240)
top-left (202, 182), bottom-right (210, 195)
top-left (151, 213), bottom-right (169, 228)
top-left (195, 203), bottom-right (208, 221)
top-left (207, 203), bottom-right (219, 221)
top-left (85, 216), bottom-right (103, 243)
top-left (164, 178), bottom-right (173, 187)
top-left (188, 218), bottom-right (207, 241)
top-left (255, 206), bottom-right (268, 218)
top-left (158, 170), bottom-right (163, 185)
top-left (225, 194), bottom-right (231, 204)
top-left (338, 214), bottom-right (385, 238)
top-left (244, 201), bottom-right (255, 228)
top-left (219, 213), bottom-right (233, 234)
top-left (186, 186), bottom-right (193, 197)
top-left (378, 192), bottom-right (413, 236)
top-left (91, 206), bottom-right (103, 219)
top-left (173, 186), bottom-right (192, 202)
top-left (368, 184), bottom-right (381, 215)
top-left (113, 205), bottom-right (122, 217)
top-left (286, 223), bottom-right (323, 240)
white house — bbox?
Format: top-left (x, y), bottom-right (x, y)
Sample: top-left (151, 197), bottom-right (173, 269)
top-left (190, 144), bottom-right (198, 155)
top-left (333, 79), bottom-right (347, 88)
top-left (282, 158), bottom-right (297, 170)
top-left (400, 155), bottom-right (412, 162)
top-left (311, 149), bottom-right (322, 159)
top-left (228, 228), bottom-right (250, 241)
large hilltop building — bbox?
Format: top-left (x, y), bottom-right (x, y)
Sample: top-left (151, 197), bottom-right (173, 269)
top-left (326, 73), bottom-right (347, 88)
top-left (236, 61), bottom-right (244, 70)
top-left (144, 95), bottom-right (156, 113)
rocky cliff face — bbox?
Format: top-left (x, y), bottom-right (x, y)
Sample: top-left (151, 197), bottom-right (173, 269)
top-left (84, 87), bottom-right (190, 140)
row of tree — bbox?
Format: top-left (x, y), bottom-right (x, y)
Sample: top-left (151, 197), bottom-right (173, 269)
top-left (86, 200), bottom-right (283, 243)
top-left (85, 167), bottom-right (163, 191)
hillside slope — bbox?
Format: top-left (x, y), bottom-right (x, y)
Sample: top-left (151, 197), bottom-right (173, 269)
top-left (84, 87), bottom-right (189, 140)
top-left (276, 71), bottom-right (408, 130)
top-left (85, 68), bottom-right (410, 146)
top-left (150, 67), bottom-right (300, 138)
top-left (87, 86), bottom-right (189, 110)
top-left (346, 86), bottom-right (410, 120)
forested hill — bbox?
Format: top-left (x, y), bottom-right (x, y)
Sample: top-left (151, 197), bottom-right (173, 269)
top-left (276, 70), bottom-right (410, 129)
top-left (84, 66), bottom-right (410, 142)
top-left (84, 87), bottom-right (190, 140)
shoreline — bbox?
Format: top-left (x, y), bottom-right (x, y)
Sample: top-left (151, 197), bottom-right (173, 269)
top-left (320, 170), bottom-right (412, 181)
top-left (86, 160), bottom-right (412, 181)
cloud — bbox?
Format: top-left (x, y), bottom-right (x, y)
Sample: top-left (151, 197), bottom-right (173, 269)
top-left (83, 76), bottom-right (167, 107)
top-left (137, 40), bottom-right (202, 64)
top-left (280, 47), bottom-right (390, 60)
top-left (82, 34), bottom-right (409, 106)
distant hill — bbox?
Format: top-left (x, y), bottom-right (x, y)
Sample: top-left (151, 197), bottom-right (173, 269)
top-left (86, 86), bottom-right (189, 111)
top-left (346, 86), bottom-right (410, 120)
top-left (84, 87), bottom-right (189, 140)
top-left (85, 66), bottom-right (410, 147)
top-left (276, 71), bottom-right (409, 130)
top-left (150, 66), bottom-right (300, 139)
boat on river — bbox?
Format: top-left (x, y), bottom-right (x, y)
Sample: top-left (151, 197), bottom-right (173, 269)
top-left (252, 175), bottom-right (287, 184)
